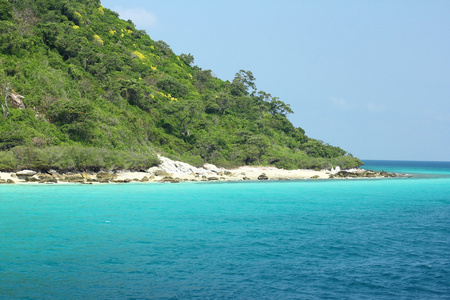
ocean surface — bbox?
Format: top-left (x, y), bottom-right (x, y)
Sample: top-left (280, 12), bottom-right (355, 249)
top-left (1, 161), bottom-right (449, 299)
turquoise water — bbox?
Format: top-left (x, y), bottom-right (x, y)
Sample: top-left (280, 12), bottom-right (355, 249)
top-left (1, 161), bottom-right (449, 299)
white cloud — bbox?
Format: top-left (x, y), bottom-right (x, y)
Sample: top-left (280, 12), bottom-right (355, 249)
top-left (367, 102), bottom-right (385, 112)
top-left (330, 98), bottom-right (386, 113)
top-left (112, 7), bottom-right (158, 30)
top-left (330, 97), bottom-right (355, 110)
top-left (424, 109), bottom-right (450, 123)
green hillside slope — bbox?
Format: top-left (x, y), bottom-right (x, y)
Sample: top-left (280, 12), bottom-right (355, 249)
top-left (0, 0), bottom-right (362, 172)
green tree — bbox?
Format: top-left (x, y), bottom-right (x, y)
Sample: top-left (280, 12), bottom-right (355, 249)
top-left (164, 99), bottom-right (202, 141)
top-left (180, 53), bottom-right (194, 66)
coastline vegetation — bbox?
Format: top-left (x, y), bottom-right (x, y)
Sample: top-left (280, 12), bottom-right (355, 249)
top-left (0, 0), bottom-right (362, 172)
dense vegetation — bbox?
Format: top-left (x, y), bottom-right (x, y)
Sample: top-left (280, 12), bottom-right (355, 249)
top-left (0, 0), bottom-right (362, 172)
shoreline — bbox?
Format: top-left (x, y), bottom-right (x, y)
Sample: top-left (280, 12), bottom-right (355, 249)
top-left (0, 155), bottom-right (402, 185)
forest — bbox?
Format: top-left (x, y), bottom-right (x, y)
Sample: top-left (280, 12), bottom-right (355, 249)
top-left (0, 0), bottom-right (362, 172)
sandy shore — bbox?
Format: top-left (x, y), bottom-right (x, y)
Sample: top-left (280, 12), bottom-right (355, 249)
top-left (0, 155), bottom-right (381, 185)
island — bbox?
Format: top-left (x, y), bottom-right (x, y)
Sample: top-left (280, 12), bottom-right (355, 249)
top-left (1, 0), bottom-right (363, 177)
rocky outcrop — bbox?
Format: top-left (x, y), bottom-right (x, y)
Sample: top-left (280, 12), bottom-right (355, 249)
top-left (152, 155), bottom-right (213, 176)
top-left (0, 179), bottom-right (14, 184)
top-left (16, 170), bottom-right (37, 176)
top-left (331, 170), bottom-right (399, 179)
top-left (158, 176), bottom-right (181, 183)
top-left (257, 173), bottom-right (269, 180)
top-left (8, 91), bottom-right (26, 109)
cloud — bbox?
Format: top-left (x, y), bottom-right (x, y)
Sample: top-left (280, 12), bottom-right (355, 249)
top-left (424, 109), bottom-right (450, 123)
top-left (112, 7), bottom-right (158, 30)
top-left (330, 97), bottom-right (352, 110)
top-left (330, 98), bottom-right (386, 113)
top-left (367, 102), bottom-right (385, 112)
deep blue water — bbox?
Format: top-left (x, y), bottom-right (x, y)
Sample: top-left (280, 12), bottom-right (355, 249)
top-left (1, 161), bottom-right (449, 299)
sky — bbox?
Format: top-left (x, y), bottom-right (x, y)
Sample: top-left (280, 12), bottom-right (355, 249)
top-left (101, 0), bottom-right (450, 161)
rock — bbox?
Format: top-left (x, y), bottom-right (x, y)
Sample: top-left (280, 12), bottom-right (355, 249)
top-left (208, 177), bottom-right (219, 181)
top-left (25, 177), bottom-right (40, 182)
top-left (16, 170), bottom-right (36, 176)
top-left (69, 179), bottom-right (85, 184)
top-left (243, 177), bottom-right (251, 180)
top-left (96, 171), bottom-right (110, 179)
top-left (157, 155), bottom-right (208, 176)
top-left (37, 173), bottom-right (53, 180)
top-left (39, 178), bottom-right (57, 184)
top-left (0, 179), bottom-right (15, 184)
top-left (159, 176), bottom-right (180, 183)
top-left (112, 179), bottom-right (131, 183)
top-left (154, 170), bottom-right (170, 177)
top-left (8, 90), bottom-right (26, 109)
top-left (141, 176), bottom-right (150, 182)
top-left (203, 163), bottom-right (219, 172)
top-left (336, 171), bottom-right (358, 178)
top-left (82, 172), bottom-right (94, 179)
top-left (363, 171), bottom-right (377, 178)
top-left (311, 175), bottom-right (320, 179)
top-left (96, 172), bottom-right (117, 180)
top-left (66, 174), bottom-right (84, 182)
top-left (257, 173), bottom-right (269, 180)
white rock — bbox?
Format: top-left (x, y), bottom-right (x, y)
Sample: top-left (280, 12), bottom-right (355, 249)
top-left (16, 170), bottom-right (36, 176)
top-left (203, 163), bottom-right (218, 171)
top-left (156, 155), bottom-right (210, 176)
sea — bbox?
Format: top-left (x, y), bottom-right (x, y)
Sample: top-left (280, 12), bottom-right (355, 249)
top-left (0, 160), bottom-right (449, 299)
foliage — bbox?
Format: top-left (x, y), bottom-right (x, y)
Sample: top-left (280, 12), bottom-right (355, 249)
top-left (0, 0), bottom-right (362, 171)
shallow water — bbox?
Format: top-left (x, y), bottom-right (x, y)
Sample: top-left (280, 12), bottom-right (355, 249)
top-left (1, 161), bottom-right (449, 299)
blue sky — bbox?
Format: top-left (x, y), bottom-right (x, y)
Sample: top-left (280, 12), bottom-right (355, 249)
top-left (101, 0), bottom-right (450, 161)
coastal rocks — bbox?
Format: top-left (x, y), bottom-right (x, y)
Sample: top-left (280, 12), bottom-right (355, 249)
top-left (257, 173), bottom-right (269, 180)
top-left (157, 155), bottom-right (209, 176)
top-left (112, 179), bottom-right (131, 183)
top-left (39, 178), bottom-right (58, 184)
top-left (333, 170), bottom-right (398, 178)
top-left (16, 170), bottom-right (37, 177)
top-left (203, 163), bottom-right (220, 173)
top-left (96, 171), bottom-right (117, 181)
top-left (159, 176), bottom-right (181, 183)
top-left (0, 179), bottom-right (14, 184)
top-left (154, 170), bottom-right (170, 177)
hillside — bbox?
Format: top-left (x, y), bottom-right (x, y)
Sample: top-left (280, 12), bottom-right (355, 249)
top-left (0, 0), bottom-right (362, 172)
